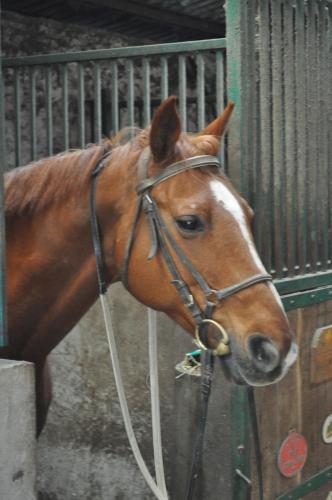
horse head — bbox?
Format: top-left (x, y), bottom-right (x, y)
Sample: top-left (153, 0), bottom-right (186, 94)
top-left (101, 97), bottom-right (298, 387)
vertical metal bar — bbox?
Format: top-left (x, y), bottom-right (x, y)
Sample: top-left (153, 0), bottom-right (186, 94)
top-left (216, 50), bottom-right (224, 115)
top-left (178, 54), bottom-right (187, 130)
top-left (245, 0), bottom-right (257, 209)
top-left (161, 56), bottom-right (168, 101)
top-left (226, 4), bottom-right (251, 499)
top-left (258, 0), bottom-right (273, 274)
top-left (14, 68), bottom-right (21, 167)
top-left (216, 49), bottom-right (225, 167)
top-left (239, 0), bottom-right (249, 200)
top-left (45, 66), bottom-right (53, 156)
top-left (0, 6), bottom-right (7, 347)
top-left (226, 0), bottom-right (245, 192)
top-left (196, 52), bottom-right (205, 131)
top-left (306, 0), bottom-right (319, 272)
top-left (78, 63), bottom-right (85, 148)
top-left (328, 4), bottom-right (332, 269)
top-left (271, 0), bottom-right (285, 278)
top-left (294, 0), bottom-right (306, 276)
top-left (231, 387), bottom-right (251, 500)
top-left (317, 1), bottom-right (328, 270)
top-left (142, 58), bottom-right (151, 128)
top-left (127, 59), bottom-right (135, 127)
top-left (29, 66), bottom-right (37, 161)
top-left (93, 62), bottom-right (102, 143)
top-left (284, 1), bottom-right (297, 276)
top-left (61, 64), bottom-right (69, 151)
top-left (111, 61), bottom-right (119, 135)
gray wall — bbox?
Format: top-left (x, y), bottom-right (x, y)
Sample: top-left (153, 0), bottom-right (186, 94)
top-left (0, 360), bottom-right (36, 500)
top-left (3, 12), bottom-right (234, 499)
top-left (36, 284), bottom-right (233, 500)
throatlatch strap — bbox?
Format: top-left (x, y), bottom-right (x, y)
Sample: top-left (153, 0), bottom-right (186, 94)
top-left (90, 166), bottom-right (107, 294)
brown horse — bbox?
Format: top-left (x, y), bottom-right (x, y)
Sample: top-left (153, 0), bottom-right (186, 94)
top-left (1, 97), bottom-right (297, 434)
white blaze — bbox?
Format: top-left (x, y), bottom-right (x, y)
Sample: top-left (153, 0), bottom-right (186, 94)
top-left (209, 179), bottom-right (266, 273)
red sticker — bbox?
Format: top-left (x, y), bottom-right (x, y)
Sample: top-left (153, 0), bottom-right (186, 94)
top-left (277, 431), bottom-right (308, 478)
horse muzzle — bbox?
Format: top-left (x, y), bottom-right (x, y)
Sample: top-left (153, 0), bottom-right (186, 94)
top-left (222, 339), bottom-right (298, 387)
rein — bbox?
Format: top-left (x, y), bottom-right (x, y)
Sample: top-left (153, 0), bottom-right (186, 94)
top-left (89, 148), bottom-right (269, 499)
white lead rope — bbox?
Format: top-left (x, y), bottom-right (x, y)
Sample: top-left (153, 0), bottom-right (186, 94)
top-left (99, 294), bottom-right (168, 500)
top-left (148, 308), bottom-right (168, 497)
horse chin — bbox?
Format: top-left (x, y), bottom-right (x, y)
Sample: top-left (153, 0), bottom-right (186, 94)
top-left (219, 341), bottom-right (298, 388)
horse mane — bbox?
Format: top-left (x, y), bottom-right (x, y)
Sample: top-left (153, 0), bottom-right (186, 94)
top-left (4, 129), bottom-right (149, 217)
top-left (4, 127), bottom-right (220, 217)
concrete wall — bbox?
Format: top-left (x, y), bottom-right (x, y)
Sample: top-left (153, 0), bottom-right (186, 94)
top-left (0, 360), bottom-right (36, 500)
top-left (36, 284), bottom-right (233, 500)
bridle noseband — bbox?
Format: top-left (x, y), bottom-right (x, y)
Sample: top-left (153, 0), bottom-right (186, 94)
top-left (90, 147), bottom-right (272, 356)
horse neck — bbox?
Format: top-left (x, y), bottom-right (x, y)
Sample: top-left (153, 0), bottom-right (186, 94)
top-left (6, 148), bottom-right (137, 360)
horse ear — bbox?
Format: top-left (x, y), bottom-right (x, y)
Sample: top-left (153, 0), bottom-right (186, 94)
top-left (199, 102), bottom-right (235, 137)
top-left (150, 96), bottom-right (181, 163)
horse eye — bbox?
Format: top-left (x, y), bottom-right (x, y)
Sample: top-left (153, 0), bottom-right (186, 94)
top-left (175, 215), bottom-right (204, 234)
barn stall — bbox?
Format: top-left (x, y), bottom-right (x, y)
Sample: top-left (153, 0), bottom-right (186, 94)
top-left (0, 0), bottom-right (332, 498)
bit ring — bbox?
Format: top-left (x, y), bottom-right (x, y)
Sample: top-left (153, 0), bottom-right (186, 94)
top-left (194, 319), bottom-right (231, 357)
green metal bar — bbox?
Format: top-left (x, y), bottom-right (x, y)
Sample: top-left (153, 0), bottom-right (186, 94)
top-left (61, 64), bottom-right (69, 150)
top-left (307, 0), bottom-right (319, 273)
top-left (258, 0), bottom-right (273, 274)
top-left (326, 3), bottom-right (332, 268)
top-left (29, 66), bottom-right (37, 161)
top-left (77, 64), bottom-right (85, 148)
top-left (45, 66), bottom-right (53, 156)
top-left (275, 465), bottom-right (332, 499)
top-left (317, 1), bottom-right (329, 271)
top-left (77, 63), bottom-right (85, 148)
top-left (93, 62), bottom-right (102, 143)
top-left (160, 56), bottom-right (168, 101)
top-left (226, 0), bottom-right (242, 191)
top-left (216, 50), bottom-right (224, 115)
top-left (178, 54), bottom-right (187, 130)
top-left (238, 0), bottom-right (249, 199)
top-left (14, 67), bottom-right (21, 167)
top-left (111, 61), bottom-right (119, 135)
top-left (243, 0), bottom-right (255, 204)
top-left (196, 52), bottom-right (205, 131)
top-left (231, 386), bottom-right (251, 500)
top-left (282, 285), bottom-right (332, 312)
top-left (127, 59), bottom-right (134, 127)
top-left (0, 8), bottom-right (7, 347)
top-left (294, 0), bottom-right (307, 275)
top-left (271, 0), bottom-right (285, 278)
top-left (275, 270), bottom-right (332, 295)
top-left (284, 1), bottom-right (297, 276)
top-left (216, 49), bottom-right (225, 166)
top-left (226, 6), bottom-right (251, 499)
top-left (2, 39), bottom-right (227, 67)
top-left (142, 58), bottom-right (151, 128)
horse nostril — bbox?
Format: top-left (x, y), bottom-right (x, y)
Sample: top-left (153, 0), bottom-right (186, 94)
top-left (248, 335), bottom-right (281, 373)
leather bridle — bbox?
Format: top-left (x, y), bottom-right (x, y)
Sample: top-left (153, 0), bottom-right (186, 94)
top-left (118, 147), bottom-right (271, 354)
top-left (90, 147), bottom-right (267, 500)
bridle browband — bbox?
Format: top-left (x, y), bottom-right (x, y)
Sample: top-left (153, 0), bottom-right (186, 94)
top-left (90, 147), bottom-right (272, 356)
